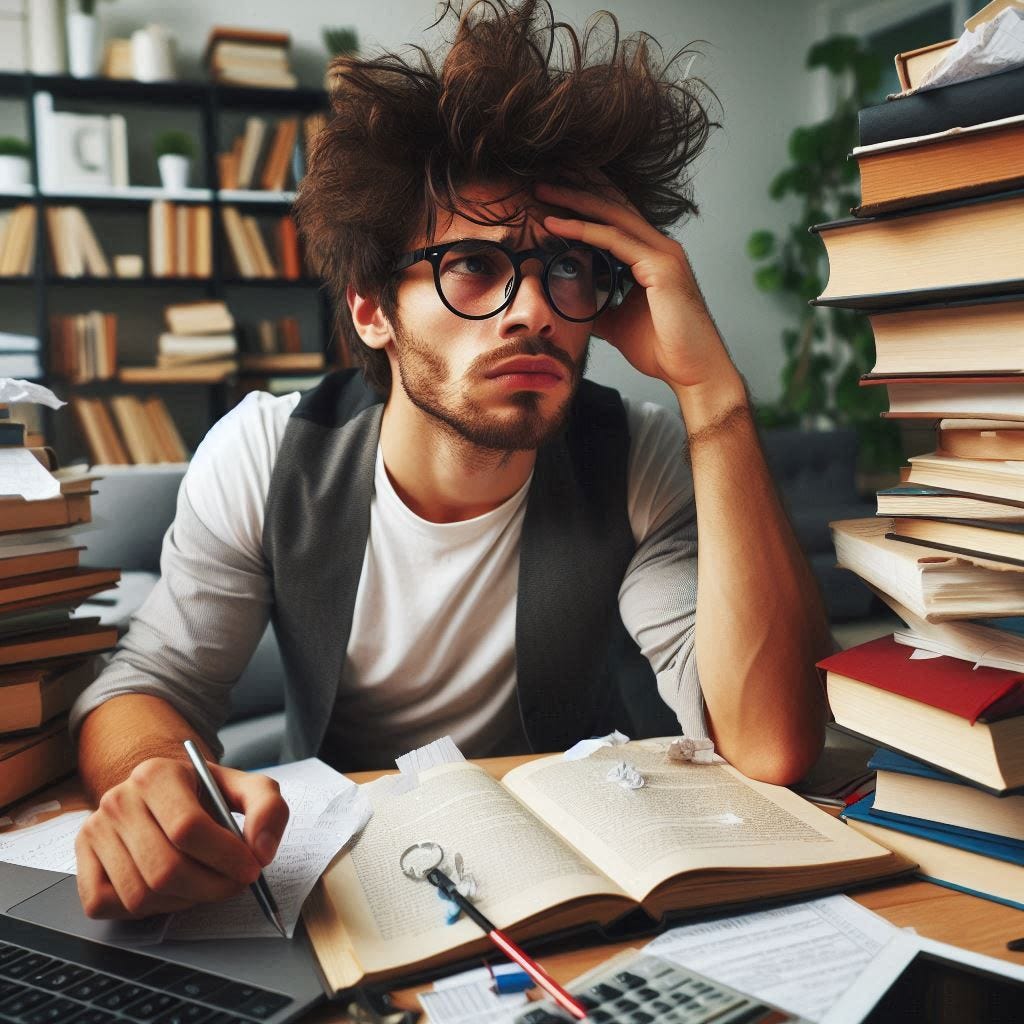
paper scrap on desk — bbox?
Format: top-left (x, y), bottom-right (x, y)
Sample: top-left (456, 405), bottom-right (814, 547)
top-left (163, 757), bottom-right (372, 941)
top-left (0, 448), bottom-right (60, 500)
top-left (563, 729), bottom-right (630, 761)
top-left (420, 965), bottom-right (528, 1024)
top-left (644, 894), bottom-right (898, 1023)
top-left (0, 379), bottom-right (65, 408)
top-left (0, 810), bottom-right (89, 873)
top-left (917, 7), bottom-right (1024, 92)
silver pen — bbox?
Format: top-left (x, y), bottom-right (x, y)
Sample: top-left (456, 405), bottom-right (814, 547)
top-left (182, 739), bottom-right (288, 938)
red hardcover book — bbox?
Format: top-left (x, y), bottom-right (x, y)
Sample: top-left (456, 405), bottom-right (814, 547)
top-left (818, 635), bottom-right (1024, 724)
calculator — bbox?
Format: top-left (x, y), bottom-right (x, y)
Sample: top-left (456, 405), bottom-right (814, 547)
top-left (511, 948), bottom-right (811, 1023)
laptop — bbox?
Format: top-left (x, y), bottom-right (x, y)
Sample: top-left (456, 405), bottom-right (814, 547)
top-left (0, 861), bottom-right (328, 1022)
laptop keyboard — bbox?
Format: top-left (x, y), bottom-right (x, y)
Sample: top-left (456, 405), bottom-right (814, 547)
top-left (0, 940), bottom-right (294, 1023)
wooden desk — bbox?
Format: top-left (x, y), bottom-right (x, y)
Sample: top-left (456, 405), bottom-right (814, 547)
top-left (7, 759), bottom-right (1023, 1024)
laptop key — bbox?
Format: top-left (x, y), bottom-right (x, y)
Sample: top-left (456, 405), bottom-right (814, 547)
top-left (95, 983), bottom-right (148, 1010)
top-left (2, 954), bottom-right (55, 981)
top-left (0, 987), bottom-right (52, 1016)
top-left (203, 982), bottom-right (260, 1009)
top-left (33, 964), bottom-right (93, 991)
top-left (153, 1005), bottom-right (216, 1024)
top-left (235, 991), bottom-right (292, 1019)
top-left (64, 1011), bottom-right (123, 1024)
top-left (166, 973), bottom-right (231, 1002)
top-left (121, 991), bottom-right (181, 1020)
top-left (0, 945), bottom-right (28, 969)
top-left (22, 995), bottom-right (81, 1022)
top-left (67, 974), bottom-right (120, 1001)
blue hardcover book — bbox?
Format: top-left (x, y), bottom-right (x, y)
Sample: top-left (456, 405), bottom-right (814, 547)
top-left (972, 616), bottom-right (1024, 637)
top-left (842, 793), bottom-right (1024, 911)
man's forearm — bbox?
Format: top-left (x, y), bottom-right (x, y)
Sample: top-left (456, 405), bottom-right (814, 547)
top-left (675, 369), bottom-right (831, 785)
top-left (77, 694), bottom-right (217, 803)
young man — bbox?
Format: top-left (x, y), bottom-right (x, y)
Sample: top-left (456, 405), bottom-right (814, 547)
top-left (70, 1), bottom-right (830, 921)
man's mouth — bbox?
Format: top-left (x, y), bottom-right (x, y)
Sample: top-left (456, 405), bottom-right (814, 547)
top-left (484, 356), bottom-right (566, 387)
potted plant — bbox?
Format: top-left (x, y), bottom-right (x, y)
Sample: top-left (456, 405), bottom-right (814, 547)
top-left (68, 0), bottom-right (113, 79)
top-left (322, 26), bottom-right (358, 88)
top-left (154, 131), bottom-right (196, 192)
top-left (747, 36), bottom-right (902, 481)
top-left (0, 138), bottom-right (32, 190)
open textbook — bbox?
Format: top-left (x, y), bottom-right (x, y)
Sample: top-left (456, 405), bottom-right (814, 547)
top-left (302, 740), bottom-right (912, 990)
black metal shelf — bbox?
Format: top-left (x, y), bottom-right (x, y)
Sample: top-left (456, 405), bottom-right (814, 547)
top-left (0, 275), bottom-right (34, 285)
top-left (46, 275), bottom-right (214, 287)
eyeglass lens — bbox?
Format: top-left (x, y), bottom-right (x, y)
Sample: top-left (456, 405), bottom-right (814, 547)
top-left (437, 242), bottom-right (615, 320)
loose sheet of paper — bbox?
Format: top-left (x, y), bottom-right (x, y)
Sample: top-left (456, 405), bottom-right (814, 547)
top-left (0, 448), bottom-right (60, 500)
top-left (644, 895), bottom-right (898, 1023)
top-left (420, 966), bottom-right (529, 1024)
top-left (918, 7), bottom-right (1024, 90)
top-left (164, 758), bottom-right (372, 940)
top-left (0, 758), bottom-right (371, 943)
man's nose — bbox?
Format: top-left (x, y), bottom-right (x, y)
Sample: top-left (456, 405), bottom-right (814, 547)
top-left (498, 256), bottom-right (555, 337)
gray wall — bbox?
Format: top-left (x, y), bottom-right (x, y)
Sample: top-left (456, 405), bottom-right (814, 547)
top-left (7, 0), bottom-right (835, 411)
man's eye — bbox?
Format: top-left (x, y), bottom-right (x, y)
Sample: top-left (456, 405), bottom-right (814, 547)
top-left (550, 257), bottom-right (583, 280)
top-left (444, 254), bottom-right (501, 276)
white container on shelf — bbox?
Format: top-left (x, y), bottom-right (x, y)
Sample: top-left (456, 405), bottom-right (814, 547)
top-left (158, 154), bottom-right (190, 192)
top-left (66, 9), bottom-right (99, 78)
top-left (131, 23), bottom-right (177, 82)
top-left (27, 0), bottom-right (65, 74)
top-left (0, 154), bottom-right (30, 190)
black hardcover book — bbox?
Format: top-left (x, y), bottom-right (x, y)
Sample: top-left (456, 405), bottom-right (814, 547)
top-left (859, 65), bottom-right (1024, 146)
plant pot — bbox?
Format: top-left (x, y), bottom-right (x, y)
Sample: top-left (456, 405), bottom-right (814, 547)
top-left (158, 154), bottom-right (191, 192)
top-left (67, 11), bottom-right (99, 79)
top-left (0, 155), bottom-right (31, 190)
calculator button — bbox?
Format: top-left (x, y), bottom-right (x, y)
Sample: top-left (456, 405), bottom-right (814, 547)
top-left (590, 984), bottom-right (621, 1002)
top-left (614, 972), bottom-right (646, 989)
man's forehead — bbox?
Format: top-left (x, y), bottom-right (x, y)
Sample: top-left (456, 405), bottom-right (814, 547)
top-left (418, 182), bottom-right (576, 247)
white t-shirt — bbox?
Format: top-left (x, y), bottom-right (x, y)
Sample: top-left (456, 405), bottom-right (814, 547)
top-left (71, 388), bottom-right (706, 766)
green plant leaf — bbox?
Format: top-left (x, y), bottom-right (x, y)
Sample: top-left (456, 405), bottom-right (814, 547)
top-left (807, 36), bottom-right (861, 73)
top-left (755, 265), bottom-right (784, 292)
top-left (746, 230), bottom-right (776, 260)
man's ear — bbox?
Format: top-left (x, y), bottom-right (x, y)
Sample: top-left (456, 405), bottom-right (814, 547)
top-left (347, 284), bottom-right (394, 351)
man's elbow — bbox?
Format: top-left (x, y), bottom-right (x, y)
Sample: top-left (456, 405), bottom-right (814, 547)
top-left (716, 721), bottom-right (826, 787)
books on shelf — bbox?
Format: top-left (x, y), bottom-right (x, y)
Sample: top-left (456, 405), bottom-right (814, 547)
top-left (48, 311), bottom-right (118, 383)
top-left (165, 300), bottom-right (236, 336)
top-left (119, 361), bottom-right (238, 384)
top-left (304, 741), bottom-right (910, 990)
top-left (218, 114), bottom-right (321, 193)
top-left (221, 206), bottom-right (301, 279)
top-left (148, 200), bottom-right (212, 279)
top-left (44, 205), bottom-right (111, 278)
top-left (866, 297), bottom-right (1024, 376)
top-left (204, 26), bottom-right (297, 89)
top-left (818, 636), bottom-right (1024, 795)
top-left (72, 394), bottom-right (188, 466)
top-left (0, 204), bottom-right (37, 277)
top-left (830, 517), bottom-right (1024, 621)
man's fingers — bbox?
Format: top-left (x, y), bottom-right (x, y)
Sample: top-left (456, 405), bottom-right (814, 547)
top-left (133, 760), bottom-right (264, 882)
top-left (210, 764), bottom-right (290, 867)
top-left (534, 181), bottom-right (676, 254)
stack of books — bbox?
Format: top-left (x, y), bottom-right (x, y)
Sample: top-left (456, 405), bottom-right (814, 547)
top-left (148, 200), bottom-right (213, 280)
top-left (0, 332), bottom-right (42, 381)
top-left (157, 300), bottom-right (238, 374)
top-left (811, 15), bottom-right (1024, 910)
top-left (240, 317), bottom-right (324, 374)
top-left (204, 27), bottom-right (297, 89)
top-left (0, 204), bottom-right (37, 277)
top-left (0, 409), bottom-right (120, 808)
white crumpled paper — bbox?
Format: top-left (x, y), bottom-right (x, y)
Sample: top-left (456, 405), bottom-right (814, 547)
top-left (917, 7), bottom-right (1024, 92)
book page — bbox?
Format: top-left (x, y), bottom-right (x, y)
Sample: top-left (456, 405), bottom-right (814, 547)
top-left (306, 762), bottom-right (629, 984)
top-left (502, 740), bottom-right (893, 904)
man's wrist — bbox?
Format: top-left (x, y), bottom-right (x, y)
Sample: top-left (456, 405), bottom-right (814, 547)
top-left (672, 367), bottom-right (750, 438)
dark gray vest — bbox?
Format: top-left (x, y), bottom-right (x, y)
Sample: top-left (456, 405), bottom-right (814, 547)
top-left (261, 369), bottom-right (646, 766)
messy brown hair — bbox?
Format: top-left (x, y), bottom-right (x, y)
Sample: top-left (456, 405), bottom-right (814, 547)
top-left (293, 0), bottom-right (719, 393)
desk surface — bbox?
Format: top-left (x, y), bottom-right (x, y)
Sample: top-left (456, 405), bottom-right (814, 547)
top-left (8, 757), bottom-right (1024, 1024)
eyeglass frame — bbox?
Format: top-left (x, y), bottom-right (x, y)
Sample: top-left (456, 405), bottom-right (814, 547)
top-left (389, 238), bottom-right (634, 323)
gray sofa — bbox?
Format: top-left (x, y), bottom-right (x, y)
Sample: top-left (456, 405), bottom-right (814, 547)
top-left (75, 424), bottom-right (877, 770)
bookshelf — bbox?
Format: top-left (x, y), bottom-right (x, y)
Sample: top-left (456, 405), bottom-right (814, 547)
top-left (0, 71), bottom-right (337, 465)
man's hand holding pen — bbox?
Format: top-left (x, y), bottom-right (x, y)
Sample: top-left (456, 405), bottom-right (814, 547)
top-left (75, 746), bottom-right (289, 922)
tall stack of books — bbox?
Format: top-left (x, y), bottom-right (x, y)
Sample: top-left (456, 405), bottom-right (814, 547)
top-left (0, 408), bottom-right (120, 808)
top-left (204, 27), bottom-right (297, 89)
top-left (811, 10), bottom-right (1024, 910)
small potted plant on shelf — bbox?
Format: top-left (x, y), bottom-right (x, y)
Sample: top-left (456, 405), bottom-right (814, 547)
top-left (155, 131), bottom-right (196, 192)
top-left (0, 138), bottom-right (32, 190)
top-left (68, 0), bottom-right (113, 79)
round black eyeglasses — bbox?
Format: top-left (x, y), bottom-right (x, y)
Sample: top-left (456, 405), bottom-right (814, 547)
top-left (389, 239), bottom-right (634, 322)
